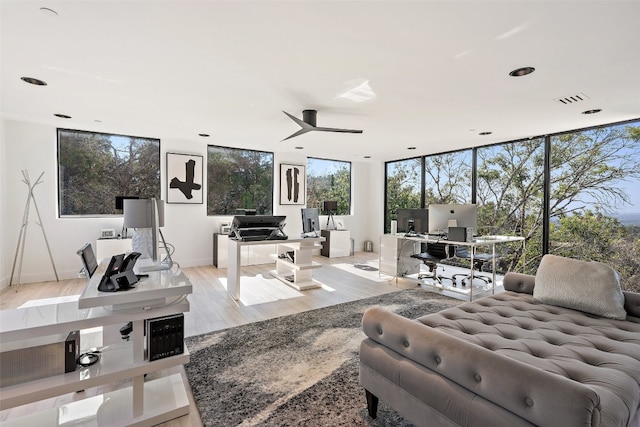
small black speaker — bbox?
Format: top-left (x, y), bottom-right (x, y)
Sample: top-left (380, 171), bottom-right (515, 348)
top-left (448, 226), bottom-right (467, 242)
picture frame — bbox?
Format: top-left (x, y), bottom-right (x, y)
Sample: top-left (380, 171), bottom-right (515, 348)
top-left (166, 152), bottom-right (203, 204)
top-left (280, 163), bottom-right (306, 205)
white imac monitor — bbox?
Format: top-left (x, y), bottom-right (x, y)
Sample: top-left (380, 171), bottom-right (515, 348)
top-left (428, 204), bottom-right (477, 236)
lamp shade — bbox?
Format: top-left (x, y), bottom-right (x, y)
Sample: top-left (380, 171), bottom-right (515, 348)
top-left (123, 199), bottom-right (164, 228)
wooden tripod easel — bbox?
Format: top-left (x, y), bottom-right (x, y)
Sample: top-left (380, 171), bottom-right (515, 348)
top-left (10, 170), bottom-right (59, 291)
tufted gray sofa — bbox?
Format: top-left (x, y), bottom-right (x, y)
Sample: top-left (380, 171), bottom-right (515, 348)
top-left (359, 272), bottom-right (640, 427)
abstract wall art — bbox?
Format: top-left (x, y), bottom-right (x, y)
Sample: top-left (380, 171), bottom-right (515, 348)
top-left (280, 163), bottom-right (305, 205)
top-left (167, 152), bottom-right (203, 204)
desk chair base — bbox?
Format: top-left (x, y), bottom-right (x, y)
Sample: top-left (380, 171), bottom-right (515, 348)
top-left (452, 272), bottom-right (492, 287)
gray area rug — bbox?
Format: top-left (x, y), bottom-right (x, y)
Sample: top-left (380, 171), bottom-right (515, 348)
top-left (184, 289), bottom-right (461, 426)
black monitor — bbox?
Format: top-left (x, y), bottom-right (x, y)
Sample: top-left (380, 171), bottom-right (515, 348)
top-left (301, 208), bottom-right (320, 233)
top-left (396, 208), bottom-right (429, 234)
top-left (428, 204), bottom-right (477, 236)
top-left (115, 195), bottom-right (139, 210)
top-left (77, 243), bottom-right (98, 278)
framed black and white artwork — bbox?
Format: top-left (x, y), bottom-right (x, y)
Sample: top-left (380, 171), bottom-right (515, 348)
top-left (166, 152), bottom-right (203, 204)
top-left (280, 163), bottom-right (305, 205)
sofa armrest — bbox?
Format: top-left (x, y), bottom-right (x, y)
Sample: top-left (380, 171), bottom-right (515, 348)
top-left (362, 306), bottom-right (602, 427)
top-left (503, 272), bottom-right (535, 294)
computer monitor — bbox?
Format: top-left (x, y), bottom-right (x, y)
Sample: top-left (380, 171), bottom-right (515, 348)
top-left (77, 243), bottom-right (98, 278)
top-left (396, 208), bottom-right (429, 234)
top-left (301, 208), bottom-right (320, 234)
top-left (115, 195), bottom-right (139, 211)
top-left (428, 204), bottom-right (477, 236)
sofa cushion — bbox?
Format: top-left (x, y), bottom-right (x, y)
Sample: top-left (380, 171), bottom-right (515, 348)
top-left (533, 254), bottom-right (626, 320)
top-left (417, 291), bottom-right (640, 427)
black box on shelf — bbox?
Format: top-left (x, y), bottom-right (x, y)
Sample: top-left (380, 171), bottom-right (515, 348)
top-left (146, 313), bottom-right (184, 361)
top-left (0, 330), bottom-right (79, 387)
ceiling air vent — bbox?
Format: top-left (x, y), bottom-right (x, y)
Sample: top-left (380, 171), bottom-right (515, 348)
top-left (554, 93), bottom-right (590, 105)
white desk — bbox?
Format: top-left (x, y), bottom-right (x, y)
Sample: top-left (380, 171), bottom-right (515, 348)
top-left (227, 237), bottom-right (324, 300)
top-left (0, 259), bottom-right (193, 425)
top-left (380, 234), bottom-right (525, 301)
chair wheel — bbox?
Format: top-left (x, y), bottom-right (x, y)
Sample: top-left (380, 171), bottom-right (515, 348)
top-left (461, 280), bottom-right (467, 287)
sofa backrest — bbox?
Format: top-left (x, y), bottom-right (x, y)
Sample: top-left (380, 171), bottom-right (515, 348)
top-left (503, 272), bottom-right (640, 319)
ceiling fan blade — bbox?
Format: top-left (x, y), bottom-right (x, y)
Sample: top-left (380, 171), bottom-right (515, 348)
top-left (281, 110), bottom-right (362, 140)
top-left (283, 111), bottom-right (314, 130)
top-left (315, 127), bottom-right (363, 134)
top-left (282, 127), bottom-right (314, 141)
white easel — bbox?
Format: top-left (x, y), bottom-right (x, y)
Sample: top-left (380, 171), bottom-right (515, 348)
top-left (10, 170), bottom-right (59, 291)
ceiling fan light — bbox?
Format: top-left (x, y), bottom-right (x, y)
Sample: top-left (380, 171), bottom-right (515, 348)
top-left (509, 67), bottom-right (535, 77)
top-left (21, 77), bottom-right (47, 86)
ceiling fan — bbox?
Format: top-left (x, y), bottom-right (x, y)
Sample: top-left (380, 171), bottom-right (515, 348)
top-left (282, 109), bottom-right (363, 141)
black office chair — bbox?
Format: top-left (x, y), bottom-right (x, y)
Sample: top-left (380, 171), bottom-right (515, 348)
top-left (411, 242), bottom-right (454, 284)
top-left (77, 243), bottom-right (98, 278)
top-left (450, 245), bottom-right (495, 287)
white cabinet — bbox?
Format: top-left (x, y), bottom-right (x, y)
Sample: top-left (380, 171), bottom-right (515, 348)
top-left (379, 234), bottom-right (420, 277)
top-left (95, 237), bottom-right (132, 261)
top-left (0, 260), bottom-right (193, 426)
top-left (320, 230), bottom-right (351, 258)
top-left (270, 239), bottom-right (324, 290)
top-left (213, 233), bottom-right (275, 268)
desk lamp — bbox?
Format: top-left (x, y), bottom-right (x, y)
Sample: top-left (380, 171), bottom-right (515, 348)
top-left (123, 198), bottom-right (172, 271)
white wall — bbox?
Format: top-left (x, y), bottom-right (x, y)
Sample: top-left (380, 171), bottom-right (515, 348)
top-left (0, 119), bottom-right (384, 289)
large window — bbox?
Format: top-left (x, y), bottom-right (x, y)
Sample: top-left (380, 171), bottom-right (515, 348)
top-left (306, 157), bottom-right (351, 215)
top-left (477, 139), bottom-right (545, 273)
top-left (57, 129), bottom-right (160, 216)
top-left (385, 157), bottom-right (421, 231)
top-left (424, 150), bottom-right (472, 205)
top-left (207, 145), bottom-right (273, 215)
top-left (549, 123), bottom-right (640, 291)
top-left (384, 119), bottom-right (640, 289)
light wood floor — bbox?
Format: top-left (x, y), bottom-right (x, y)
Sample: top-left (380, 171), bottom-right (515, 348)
top-left (0, 252), bottom-right (417, 426)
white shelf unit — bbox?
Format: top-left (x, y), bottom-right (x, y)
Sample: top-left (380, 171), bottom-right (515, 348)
top-left (270, 240), bottom-right (323, 290)
top-left (0, 263), bottom-right (193, 426)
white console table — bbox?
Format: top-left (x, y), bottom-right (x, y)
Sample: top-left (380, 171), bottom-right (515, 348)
top-left (0, 260), bottom-right (193, 426)
top-left (227, 237), bottom-right (324, 301)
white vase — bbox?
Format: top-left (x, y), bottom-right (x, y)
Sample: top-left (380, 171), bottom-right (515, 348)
top-left (132, 228), bottom-right (154, 259)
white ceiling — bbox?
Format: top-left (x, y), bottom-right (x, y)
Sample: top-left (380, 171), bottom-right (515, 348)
top-left (2, 0), bottom-right (639, 162)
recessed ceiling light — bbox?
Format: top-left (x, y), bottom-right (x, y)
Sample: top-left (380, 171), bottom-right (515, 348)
top-left (364, 155), bottom-right (371, 159)
top-left (509, 67), bottom-right (535, 77)
top-left (294, 146), bottom-right (304, 150)
top-left (94, 119), bottom-right (102, 123)
top-left (407, 146), bottom-right (416, 150)
top-left (21, 77), bottom-right (47, 86)
top-left (40, 7), bottom-right (58, 17)
top-left (479, 131), bottom-right (492, 136)
top-left (582, 109), bottom-right (602, 115)
top-left (198, 133), bottom-right (210, 137)
top-left (54, 113), bottom-right (71, 119)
